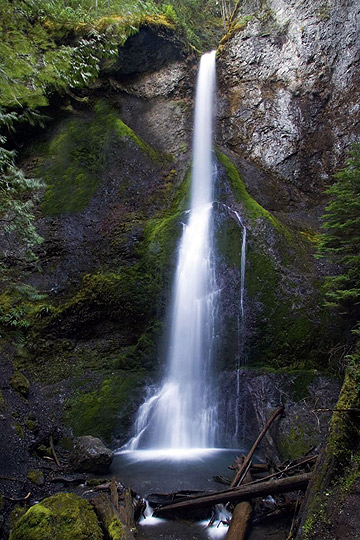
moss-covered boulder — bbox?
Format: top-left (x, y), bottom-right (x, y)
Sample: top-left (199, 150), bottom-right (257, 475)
top-left (71, 436), bottom-right (113, 473)
top-left (9, 493), bottom-right (103, 540)
top-left (10, 372), bottom-right (30, 397)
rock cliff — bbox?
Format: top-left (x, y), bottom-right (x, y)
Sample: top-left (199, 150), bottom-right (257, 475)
top-left (217, 0), bottom-right (360, 209)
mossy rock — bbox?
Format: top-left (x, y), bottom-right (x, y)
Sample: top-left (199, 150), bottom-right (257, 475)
top-left (10, 372), bottom-right (30, 397)
top-left (9, 493), bottom-right (103, 540)
top-left (14, 422), bottom-right (24, 439)
top-left (36, 445), bottom-right (52, 458)
top-left (215, 149), bottom-right (332, 369)
top-left (40, 100), bottom-right (163, 216)
top-left (277, 420), bottom-right (318, 460)
top-left (9, 505), bottom-right (27, 528)
top-left (0, 389), bottom-right (6, 412)
top-left (64, 374), bottom-right (144, 444)
top-left (26, 469), bottom-right (45, 486)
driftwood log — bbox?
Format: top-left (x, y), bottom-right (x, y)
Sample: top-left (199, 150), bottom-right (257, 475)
top-left (154, 472), bottom-right (312, 517)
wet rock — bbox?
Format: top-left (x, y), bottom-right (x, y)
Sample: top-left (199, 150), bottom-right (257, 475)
top-left (217, 369), bottom-right (342, 461)
top-left (71, 436), bottom-right (113, 473)
top-left (26, 469), bottom-right (45, 486)
top-left (9, 372), bottom-right (30, 397)
top-left (9, 493), bottom-right (103, 540)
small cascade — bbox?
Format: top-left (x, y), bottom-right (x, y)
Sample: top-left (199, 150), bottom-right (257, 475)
top-left (231, 209), bottom-right (247, 445)
top-left (125, 50), bottom-right (218, 452)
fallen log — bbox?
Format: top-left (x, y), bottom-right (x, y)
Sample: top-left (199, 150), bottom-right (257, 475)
top-left (110, 478), bottom-right (119, 509)
top-left (226, 455), bottom-right (253, 540)
top-left (225, 502), bottom-right (252, 540)
top-left (91, 493), bottom-right (135, 540)
top-left (154, 472), bottom-right (312, 518)
top-left (245, 455), bottom-right (318, 487)
top-left (230, 405), bottom-right (284, 488)
top-left (119, 489), bottom-right (135, 531)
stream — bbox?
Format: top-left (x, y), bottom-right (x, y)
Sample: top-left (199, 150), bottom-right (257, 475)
top-left (111, 448), bottom-right (242, 539)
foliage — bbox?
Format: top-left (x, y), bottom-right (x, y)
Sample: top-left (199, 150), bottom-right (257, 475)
top-left (0, 110), bottom-right (44, 269)
top-left (317, 144), bottom-right (360, 318)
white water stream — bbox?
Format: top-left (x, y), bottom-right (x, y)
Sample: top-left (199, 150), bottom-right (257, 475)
top-left (125, 50), bottom-right (218, 452)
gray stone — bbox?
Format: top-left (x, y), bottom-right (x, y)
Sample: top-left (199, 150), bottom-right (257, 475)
top-left (217, 0), bottom-right (360, 199)
top-left (71, 436), bottom-right (113, 473)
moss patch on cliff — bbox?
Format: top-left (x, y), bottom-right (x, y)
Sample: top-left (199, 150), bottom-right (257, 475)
top-left (40, 100), bottom-right (162, 215)
top-left (278, 419), bottom-right (318, 460)
top-left (63, 373), bottom-right (144, 444)
top-left (215, 150), bottom-right (329, 369)
top-left (9, 493), bottom-right (103, 540)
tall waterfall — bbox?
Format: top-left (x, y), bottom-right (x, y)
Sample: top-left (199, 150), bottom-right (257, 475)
top-left (126, 51), bottom-right (218, 451)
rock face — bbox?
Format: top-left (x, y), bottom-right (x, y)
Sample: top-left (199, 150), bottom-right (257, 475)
top-left (217, 369), bottom-right (342, 460)
top-left (217, 0), bottom-right (360, 202)
top-left (71, 436), bottom-right (114, 473)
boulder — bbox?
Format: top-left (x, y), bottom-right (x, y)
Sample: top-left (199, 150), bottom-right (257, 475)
top-left (9, 493), bottom-right (103, 540)
top-left (71, 436), bottom-right (113, 473)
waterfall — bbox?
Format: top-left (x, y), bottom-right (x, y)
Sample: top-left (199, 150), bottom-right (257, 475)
top-left (234, 211), bottom-right (247, 320)
top-left (231, 210), bottom-right (247, 445)
top-left (125, 51), bottom-right (218, 451)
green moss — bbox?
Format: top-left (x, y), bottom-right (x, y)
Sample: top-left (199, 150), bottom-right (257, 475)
top-left (10, 372), bottom-right (30, 397)
top-left (216, 149), bottom-right (331, 369)
top-left (277, 420), bottom-right (318, 460)
top-left (36, 445), bottom-right (53, 458)
top-left (40, 101), bottom-right (162, 216)
top-left (0, 493), bottom-right (5, 512)
top-left (24, 417), bottom-right (37, 431)
top-left (291, 371), bottom-right (317, 402)
top-left (14, 423), bottom-right (24, 439)
top-left (9, 493), bottom-right (103, 540)
top-left (217, 150), bottom-right (284, 228)
top-left (27, 469), bottom-right (45, 486)
top-left (9, 505), bottom-right (27, 529)
top-left (0, 389), bottom-right (6, 413)
top-left (108, 519), bottom-right (126, 540)
top-left (63, 373), bottom-right (144, 444)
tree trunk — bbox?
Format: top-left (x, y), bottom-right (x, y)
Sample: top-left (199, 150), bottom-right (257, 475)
top-left (155, 472), bottom-right (312, 518)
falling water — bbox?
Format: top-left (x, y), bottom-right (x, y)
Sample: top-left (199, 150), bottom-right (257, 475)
top-left (232, 210), bottom-right (247, 444)
top-left (234, 211), bottom-right (247, 320)
top-left (126, 51), bottom-right (218, 451)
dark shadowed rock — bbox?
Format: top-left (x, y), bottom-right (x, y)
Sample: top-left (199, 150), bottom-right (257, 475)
top-left (71, 436), bottom-right (113, 473)
top-left (104, 26), bottom-right (186, 77)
